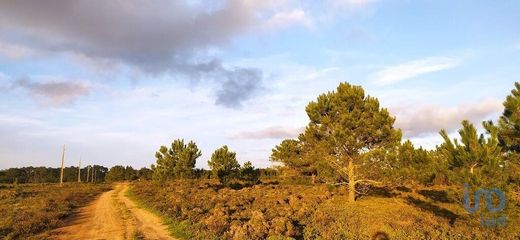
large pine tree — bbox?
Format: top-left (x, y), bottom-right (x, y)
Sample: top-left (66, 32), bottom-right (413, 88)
top-left (273, 82), bottom-right (401, 202)
top-left (496, 82), bottom-right (520, 157)
top-left (485, 82), bottom-right (520, 186)
top-left (439, 120), bottom-right (504, 185)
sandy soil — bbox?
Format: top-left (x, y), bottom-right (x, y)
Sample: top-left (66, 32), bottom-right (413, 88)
top-left (45, 183), bottom-right (174, 240)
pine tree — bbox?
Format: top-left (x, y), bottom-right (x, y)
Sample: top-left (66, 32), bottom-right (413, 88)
top-left (294, 82), bottom-right (401, 202)
top-left (485, 82), bottom-right (520, 186)
top-left (496, 82), bottom-right (520, 157)
top-left (385, 140), bottom-right (434, 185)
top-left (106, 165), bottom-right (126, 182)
top-left (208, 145), bottom-right (240, 186)
top-left (152, 139), bottom-right (201, 182)
top-left (271, 139), bottom-right (317, 178)
top-left (438, 120), bottom-right (504, 186)
top-left (239, 161), bottom-right (260, 185)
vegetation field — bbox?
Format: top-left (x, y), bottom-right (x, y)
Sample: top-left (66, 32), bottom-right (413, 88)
top-left (0, 183), bottom-right (111, 239)
top-left (0, 82), bottom-right (518, 239)
top-left (130, 180), bottom-right (520, 240)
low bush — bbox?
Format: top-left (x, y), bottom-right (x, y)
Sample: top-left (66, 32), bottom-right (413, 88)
top-left (131, 180), bottom-right (520, 239)
top-left (0, 183), bottom-right (111, 239)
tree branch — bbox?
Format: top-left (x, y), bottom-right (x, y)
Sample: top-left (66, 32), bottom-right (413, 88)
top-left (354, 179), bottom-right (381, 185)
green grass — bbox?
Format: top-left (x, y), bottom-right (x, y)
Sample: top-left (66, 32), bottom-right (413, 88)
top-left (125, 185), bottom-right (193, 239)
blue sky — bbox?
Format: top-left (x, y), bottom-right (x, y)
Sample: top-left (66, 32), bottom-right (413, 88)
top-left (0, 0), bottom-right (518, 169)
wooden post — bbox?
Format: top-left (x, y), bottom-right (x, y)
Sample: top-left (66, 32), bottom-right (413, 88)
top-left (78, 156), bottom-right (82, 183)
top-left (60, 145), bottom-right (65, 186)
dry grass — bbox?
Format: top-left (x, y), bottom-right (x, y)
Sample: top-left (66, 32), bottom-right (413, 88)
top-left (130, 180), bottom-right (520, 240)
top-left (0, 183), bottom-right (111, 239)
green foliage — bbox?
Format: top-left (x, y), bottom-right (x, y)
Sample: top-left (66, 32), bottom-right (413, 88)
top-left (303, 82), bottom-right (401, 157)
top-left (105, 165), bottom-right (126, 181)
top-left (208, 145), bottom-right (240, 186)
top-left (152, 139), bottom-right (201, 182)
top-left (272, 82), bottom-right (401, 201)
top-left (271, 139), bottom-right (314, 175)
top-left (137, 167), bottom-right (153, 180)
top-left (239, 161), bottom-right (260, 185)
top-left (382, 140), bottom-right (436, 185)
top-left (0, 166), bottom-right (108, 184)
top-left (106, 165), bottom-right (140, 182)
top-left (438, 120), bottom-right (506, 187)
top-left (496, 82), bottom-right (520, 155)
top-left (486, 82), bottom-right (520, 187)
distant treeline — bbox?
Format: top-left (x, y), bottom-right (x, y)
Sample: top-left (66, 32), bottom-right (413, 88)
top-left (0, 164), bottom-right (278, 184)
top-left (0, 165), bottom-right (108, 184)
top-left (105, 165), bottom-right (277, 183)
top-left (104, 166), bottom-right (152, 182)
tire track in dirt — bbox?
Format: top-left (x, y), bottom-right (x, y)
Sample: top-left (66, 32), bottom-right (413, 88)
top-left (46, 183), bottom-right (173, 240)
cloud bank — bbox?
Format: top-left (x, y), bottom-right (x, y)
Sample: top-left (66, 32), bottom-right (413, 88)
top-left (392, 99), bottom-right (502, 138)
top-left (10, 77), bottom-right (91, 106)
top-left (0, 0), bottom-right (270, 107)
top-left (231, 126), bottom-right (304, 139)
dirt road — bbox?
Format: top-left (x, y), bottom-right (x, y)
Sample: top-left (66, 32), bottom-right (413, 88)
top-left (46, 183), bottom-right (174, 240)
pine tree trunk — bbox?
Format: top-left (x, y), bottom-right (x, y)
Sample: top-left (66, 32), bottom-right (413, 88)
top-left (470, 163), bottom-right (478, 174)
top-left (348, 159), bottom-right (356, 203)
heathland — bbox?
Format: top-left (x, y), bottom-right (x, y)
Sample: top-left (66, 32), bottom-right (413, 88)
top-left (1, 82), bottom-right (519, 239)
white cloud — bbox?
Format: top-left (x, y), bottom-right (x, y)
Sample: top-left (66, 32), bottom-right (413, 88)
top-left (230, 126), bottom-right (304, 139)
top-left (392, 98), bottom-right (502, 138)
top-left (263, 9), bottom-right (313, 31)
top-left (327, 0), bottom-right (379, 10)
top-left (0, 41), bottom-right (32, 60)
top-left (371, 56), bottom-right (462, 86)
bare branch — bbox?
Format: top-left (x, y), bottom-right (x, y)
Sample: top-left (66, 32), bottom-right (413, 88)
top-left (354, 179), bottom-right (382, 185)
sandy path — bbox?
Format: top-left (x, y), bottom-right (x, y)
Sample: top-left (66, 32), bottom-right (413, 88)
top-left (118, 183), bottom-right (173, 240)
top-left (47, 183), bottom-right (173, 240)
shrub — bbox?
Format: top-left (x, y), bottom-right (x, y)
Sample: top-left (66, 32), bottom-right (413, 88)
top-left (0, 183), bottom-right (110, 239)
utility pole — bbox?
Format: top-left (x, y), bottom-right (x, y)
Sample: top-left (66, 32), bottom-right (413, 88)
top-left (92, 165), bottom-right (95, 183)
top-left (60, 144), bottom-right (65, 186)
top-left (77, 156), bottom-right (82, 183)
top-left (86, 166), bottom-right (90, 182)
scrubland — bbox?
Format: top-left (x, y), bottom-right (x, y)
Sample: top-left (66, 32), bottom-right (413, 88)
top-left (0, 183), bottom-right (110, 239)
top-left (130, 179), bottom-right (520, 240)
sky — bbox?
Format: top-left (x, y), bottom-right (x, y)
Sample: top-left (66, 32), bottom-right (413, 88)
top-left (0, 0), bottom-right (519, 169)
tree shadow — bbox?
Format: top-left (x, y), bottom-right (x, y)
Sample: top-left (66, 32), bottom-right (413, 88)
top-left (365, 186), bottom-right (398, 198)
top-left (395, 186), bottom-right (412, 192)
top-left (405, 196), bottom-right (459, 225)
top-left (211, 184), bottom-right (225, 191)
top-left (230, 182), bottom-right (247, 190)
top-left (418, 189), bottom-right (454, 203)
top-left (211, 182), bottom-right (250, 191)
